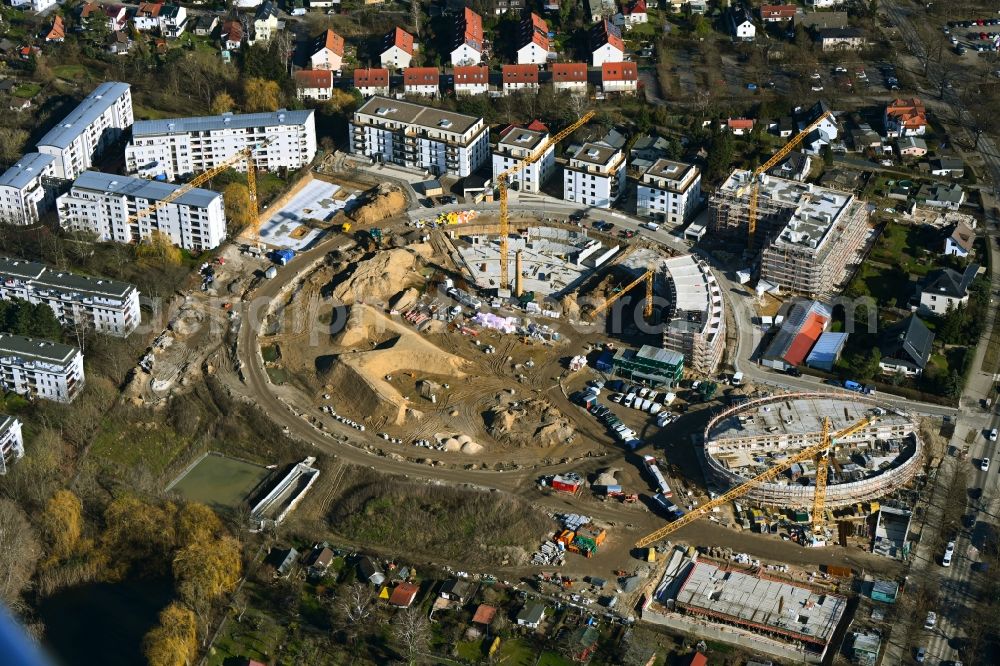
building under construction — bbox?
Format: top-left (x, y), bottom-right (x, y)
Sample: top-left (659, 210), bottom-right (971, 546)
top-left (710, 170), bottom-right (871, 300)
top-left (661, 255), bottom-right (726, 374)
top-left (703, 393), bottom-right (921, 509)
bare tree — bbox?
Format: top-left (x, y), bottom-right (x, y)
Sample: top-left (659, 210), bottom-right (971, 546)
top-left (390, 606), bottom-right (431, 665)
top-left (0, 499), bottom-right (42, 613)
top-left (336, 582), bottom-right (375, 643)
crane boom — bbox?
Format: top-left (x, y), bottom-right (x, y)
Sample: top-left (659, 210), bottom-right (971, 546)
top-left (585, 269), bottom-right (654, 321)
top-left (746, 111), bottom-right (833, 247)
top-left (496, 111), bottom-right (595, 291)
top-left (811, 417), bottom-right (831, 534)
top-left (635, 414), bottom-right (876, 548)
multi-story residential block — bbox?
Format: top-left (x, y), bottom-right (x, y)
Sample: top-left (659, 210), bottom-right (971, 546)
top-left (350, 96), bottom-right (489, 178)
top-left (124, 110), bottom-right (317, 181)
top-left (0, 415), bottom-right (23, 475)
top-left (35, 82), bottom-right (134, 181)
top-left (0, 257), bottom-right (141, 337)
top-left (637, 159), bottom-right (701, 225)
top-left (591, 19), bottom-right (624, 66)
top-left (454, 65), bottom-right (489, 95)
top-left (57, 171), bottom-right (227, 251)
top-left (884, 98), bottom-right (927, 138)
top-left (403, 67), bottom-right (440, 96)
top-left (492, 0), bottom-right (524, 14)
top-left (451, 7), bottom-right (484, 66)
top-left (492, 125), bottom-right (554, 194)
top-left (381, 27), bottom-right (415, 69)
top-left (563, 142), bottom-right (626, 209)
top-left (517, 13), bottom-right (549, 65)
top-left (353, 68), bottom-right (390, 97)
top-left (662, 255), bottom-right (725, 374)
top-left (0, 153), bottom-right (58, 225)
top-left (309, 29), bottom-right (345, 70)
top-left (601, 61), bottom-right (638, 94)
top-left (0, 333), bottom-right (85, 403)
top-left (552, 63), bottom-right (588, 94)
top-left (295, 70), bottom-right (335, 101)
top-left (502, 64), bottom-right (539, 95)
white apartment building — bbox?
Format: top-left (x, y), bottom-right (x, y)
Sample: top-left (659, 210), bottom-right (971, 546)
top-left (662, 255), bottom-right (725, 375)
top-left (350, 96), bottom-right (489, 178)
top-left (381, 27), bottom-right (415, 69)
top-left (591, 19), bottom-right (625, 67)
top-left (124, 109), bottom-right (317, 181)
top-left (57, 171), bottom-right (226, 251)
top-left (294, 70), bottom-right (335, 101)
top-left (9, 0), bottom-right (57, 13)
top-left (0, 333), bottom-right (85, 403)
top-left (353, 68), bottom-right (390, 97)
top-left (492, 126), bottom-right (555, 194)
top-left (563, 142), bottom-right (626, 209)
top-left (0, 415), bottom-right (24, 476)
top-left (35, 81), bottom-right (134, 181)
top-left (454, 65), bottom-right (489, 95)
top-left (0, 257), bottom-right (141, 337)
top-left (637, 159), bottom-right (701, 225)
top-left (0, 153), bottom-right (57, 225)
top-left (451, 7), bottom-right (484, 66)
top-left (309, 29), bottom-right (345, 71)
top-left (517, 13), bottom-right (549, 65)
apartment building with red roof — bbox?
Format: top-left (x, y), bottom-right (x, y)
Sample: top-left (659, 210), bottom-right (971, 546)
top-left (310, 29), bottom-right (345, 71)
top-left (451, 7), bottom-right (484, 66)
top-left (381, 27), bottom-right (415, 69)
top-left (454, 65), bottom-right (489, 95)
top-left (502, 64), bottom-right (540, 94)
top-left (517, 13), bottom-right (549, 64)
top-left (295, 70), bottom-right (335, 101)
top-left (353, 68), bottom-right (390, 97)
top-left (591, 19), bottom-right (624, 67)
top-left (403, 67), bottom-right (440, 96)
top-left (552, 62), bottom-right (589, 94)
top-left (601, 61), bottom-right (638, 94)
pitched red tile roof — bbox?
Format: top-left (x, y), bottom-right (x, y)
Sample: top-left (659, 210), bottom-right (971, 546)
top-left (454, 65), bottom-right (488, 85)
top-left (404, 67), bottom-right (439, 86)
top-left (354, 67), bottom-right (389, 87)
top-left (503, 64), bottom-right (539, 84)
top-left (552, 62), bottom-right (587, 82)
top-left (761, 4), bottom-right (797, 19)
top-left (386, 26), bottom-right (415, 55)
top-left (314, 29), bottom-right (344, 57)
top-left (137, 2), bottom-right (163, 18)
top-left (526, 119), bottom-right (548, 132)
top-left (389, 582), bottom-right (419, 607)
top-left (689, 653), bottom-right (708, 666)
top-left (522, 12), bottom-right (549, 51)
top-left (46, 15), bottom-right (65, 41)
top-left (886, 98), bottom-right (927, 130)
top-left (222, 20), bottom-right (243, 43)
top-left (472, 604), bottom-right (497, 625)
top-left (625, 0), bottom-right (646, 15)
top-left (295, 70), bottom-right (333, 89)
top-left (461, 7), bottom-right (483, 50)
top-left (601, 61), bottom-right (637, 82)
top-left (727, 118), bottom-right (755, 130)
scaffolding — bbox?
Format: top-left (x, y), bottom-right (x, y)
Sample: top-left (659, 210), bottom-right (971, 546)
top-left (661, 255), bottom-right (726, 375)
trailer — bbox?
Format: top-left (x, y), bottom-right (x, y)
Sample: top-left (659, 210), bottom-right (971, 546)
top-left (642, 455), bottom-right (672, 497)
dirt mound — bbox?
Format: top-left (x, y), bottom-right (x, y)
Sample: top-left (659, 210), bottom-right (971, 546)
top-left (331, 248), bottom-right (423, 305)
top-left (348, 183), bottom-right (407, 226)
top-left (486, 398), bottom-right (575, 448)
top-left (390, 287), bottom-right (419, 312)
top-left (434, 433), bottom-right (484, 455)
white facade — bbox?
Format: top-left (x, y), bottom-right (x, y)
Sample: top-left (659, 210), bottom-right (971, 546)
top-left (0, 334), bottom-right (85, 403)
top-left (517, 41), bottom-right (548, 65)
top-left (807, 0), bottom-right (844, 6)
top-left (0, 257), bottom-right (141, 337)
top-left (350, 96), bottom-right (489, 178)
top-left (492, 127), bottom-right (555, 194)
top-left (35, 82), bottom-right (134, 181)
top-left (295, 71), bottom-right (334, 101)
top-left (0, 153), bottom-right (58, 225)
top-left (57, 171), bottom-right (227, 251)
top-left (450, 43), bottom-right (481, 67)
top-left (381, 45), bottom-right (413, 69)
top-left (592, 42), bottom-right (624, 67)
top-left (252, 4), bottom-right (280, 43)
top-left (125, 110), bottom-right (317, 181)
top-left (0, 415), bottom-right (24, 476)
top-left (919, 289), bottom-right (968, 316)
top-left (733, 17), bottom-right (756, 40)
top-left (10, 0), bottom-right (56, 12)
top-left (310, 30), bottom-right (344, 70)
top-left (563, 143), bottom-right (626, 209)
top-left (637, 160), bottom-right (701, 225)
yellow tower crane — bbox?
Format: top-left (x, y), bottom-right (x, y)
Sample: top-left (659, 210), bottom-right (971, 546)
top-left (739, 111), bottom-right (834, 247)
top-left (126, 137), bottom-right (274, 248)
top-left (811, 417), bottom-right (832, 535)
top-left (496, 111), bottom-right (595, 292)
top-left (585, 269), bottom-right (655, 322)
top-left (635, 414), bottom-right (877, 548)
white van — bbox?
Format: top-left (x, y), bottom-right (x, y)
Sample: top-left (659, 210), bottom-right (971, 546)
top-left (641, 222), bottom-right (660, 231)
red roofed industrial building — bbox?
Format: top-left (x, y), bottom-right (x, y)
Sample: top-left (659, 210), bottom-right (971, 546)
top-left (601, 61), bottom-right (638, 94)
top-left (502, 64), bottom-right (540, 94)
top-left (353, 68), bottom-right (389, 97)
top-left (761, 300), bottom-right (832, 371)
top-left (454, 65), bottom-right (489, 95)
top-left (552, 62), bottom-right (589, 93)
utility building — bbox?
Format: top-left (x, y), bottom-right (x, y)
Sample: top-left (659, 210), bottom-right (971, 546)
top-left (0, 334), bottom-right (85, 403)
top-left (611, 345), bottom-right (683, 386)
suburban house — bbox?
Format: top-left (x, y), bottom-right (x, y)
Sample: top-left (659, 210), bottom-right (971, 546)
top-left (471, 604), bottom-right (497, 626)
top-left (917, 183), bottom-right (965, 210)
top-left (439, 578), bottom-right (478, 604)
top-left (817, 27), bottom-right (865, 51)
top-left (884, 98), bottom-right (927, 137)
top-left (502, 64), bottom-right (539, 95)
top-left (403, 67), bottom-right (440, 96)
top-left (80, 4), bottom-right (129, 32)
top-left (388, 582), bottom-right (419, 608)
top-left (769, 151), bottom-right (811, 181)
top-left (517, 13), bottom-right (549, 65)
top-left (637, 159), bottom-right (701, 224)
top-left (944, 219), bottom-right (975, 258)
top-left (563, 142), bottom-right (626, 209)
top-left (808, 0), bottom-right (845, 6)
top-left (251, 2), bottom-right (280, 44)
top-left (272, 547), bottom-right (298, 577)
top-left (878, 315), bottom-right (934, 377)
top-left (630, 134), bottom-right (671, 170)
top-left (918, 263), bottom-right (979, 315)
top-left (586, 0), bottom-right (617, 22)
top-left (760, 300), bottom-right (832, 371)
top-left (591, 19), bottom-right (625, 66)
top-left (353, 68), bottom-right (390, 97)
top-left (192, 16), bottom-right (219, 37)
top-left (159, 5), bottom-right (188, 39)
top-left (730, 7), bottom-right (756, 41)
top-left (492, 124), bottom-right (554, 193)
top-left (552, 62), bottom-right (588, 94)
top-left (107, 31), bottom-right (133, 56)
top-left (309, 29), bottom-right (345, 71)
top-left (516, 602), bottom-right (546, 628)
top-left (601, 61), bottom-right (638, 94)
top-left (760, 4), bottom-right (797, 22)
top-left (45, 15), bottom-right (65, 42)
top-left (930, 156), bottom-right (965, 178)
top-left (295, 70), bottom-right (335, 101)
top-left (897, 136), bottom-right (928, 158)
top-left (797, 10), bottom-right (849, 30)
top-left (797, 101), bottom-right (838, 154)
top-left (305, 546), bottom-right (334, 578)
top-left (454, 65), bottom-right (489, 95)
top-left (10, 0), bottom-right (57, 12)
top-left (451, 7), bottom-right (484, 66)
top-left (221, 20), bottom-right (244, 51)
top-left (381, 27), bottom-right (415, 69)
top-left (357, 556), bottom-right (386, 586)
top-left (623, 0), bottom-right (648, 25)
top-left (727, 118), bottom-right (754, 136)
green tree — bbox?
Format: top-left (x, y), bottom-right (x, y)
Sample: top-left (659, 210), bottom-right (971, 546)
top-left (705, 130), bottom-right (735, 180)
top-left (856, 346), bottom-right (882, 381)
top-left (223, 182), bottom-right (252, 236)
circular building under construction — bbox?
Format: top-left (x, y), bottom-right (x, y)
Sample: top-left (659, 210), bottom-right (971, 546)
top-left (703, 392), bottom-right (921, 509)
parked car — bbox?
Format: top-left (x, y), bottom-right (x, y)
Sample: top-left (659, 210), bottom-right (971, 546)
top-left (924, 611), bottom-right (937, 629)
top-left (981, 457), bottom-right (991, 472)
top-left (942, 540), bottom-right (955, 567)
top-left (989, 428), bottom-right (998, 441)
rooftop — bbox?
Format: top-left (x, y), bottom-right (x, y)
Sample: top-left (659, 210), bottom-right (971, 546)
top-left (36, 82), bottom-right (131, 151)
top-left (644, 159), bottom-right (698, 185)
top-left (570, 142), bottom-right (620, 167)
top-left (0, 333), bottom-right (79, 367)
top-left (355, 96), bottom-right (482, 135)
top-left (132, 109), bottom-right (314, 137)
top-left (552, 62), bottom-right (588, 82)
top-left (70, 171), bottom-right (221, 209)
top-left (0, 153), bottom-right (55, 190)
top-left (498, 125), bottom-right (547, 152)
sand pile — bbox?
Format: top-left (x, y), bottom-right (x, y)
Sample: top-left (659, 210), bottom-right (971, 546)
top-left (435, 433), bottom-right (484, 455)
top-left (390, 287), bottom-right (419, 312)
top-left (594, 469), bottom-right (620, 487)
top-left (331, 248), bottom-right (423, 305)
top-left (348, 183), bottom-right (407, 225)
top-left (486, 398), bottom-right (575, 448)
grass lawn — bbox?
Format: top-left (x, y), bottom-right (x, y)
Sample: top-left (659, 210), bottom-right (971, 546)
top-left (498, 638), bottom-right (536, 666)
top-left (854, 262), bottom-right (913, 307)
top-left (53, 64), bottom-right (90, 80)
top-left (133, 104), bottom-right (173, 120)
top-left (869, 222), bottom-right (940, 277)
top-left (456, 639), bottom-right (486, 661)
top-left (90, 417), bottom-right (192, 477)
top-left (206, 608), bottom-right (284, 666)
top-left (12, 83), bottom-right (41, 98)
top-left (537, 653), bottom-right (574, 666)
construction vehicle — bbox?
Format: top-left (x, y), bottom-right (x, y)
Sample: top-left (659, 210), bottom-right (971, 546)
top-left (127, 137), bottom-right (274, 249)
top-left (635, 415), bottom-right (877, 548)
top-left (339, 221), bottom-right (352, 233)
top-left (369, 228), bottom-right (383, 244)
top-left (738, 111), bottom-right (834, 247)
top-left (495, 111), bottom-right (595, 295)
top-left (585, 269), bottom-right (655, 322)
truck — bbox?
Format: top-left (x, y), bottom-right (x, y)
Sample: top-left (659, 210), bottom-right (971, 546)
top-left (651, 493), bottom-right (684, 521)
top-left (643, 455), bottom-right (672, 496)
